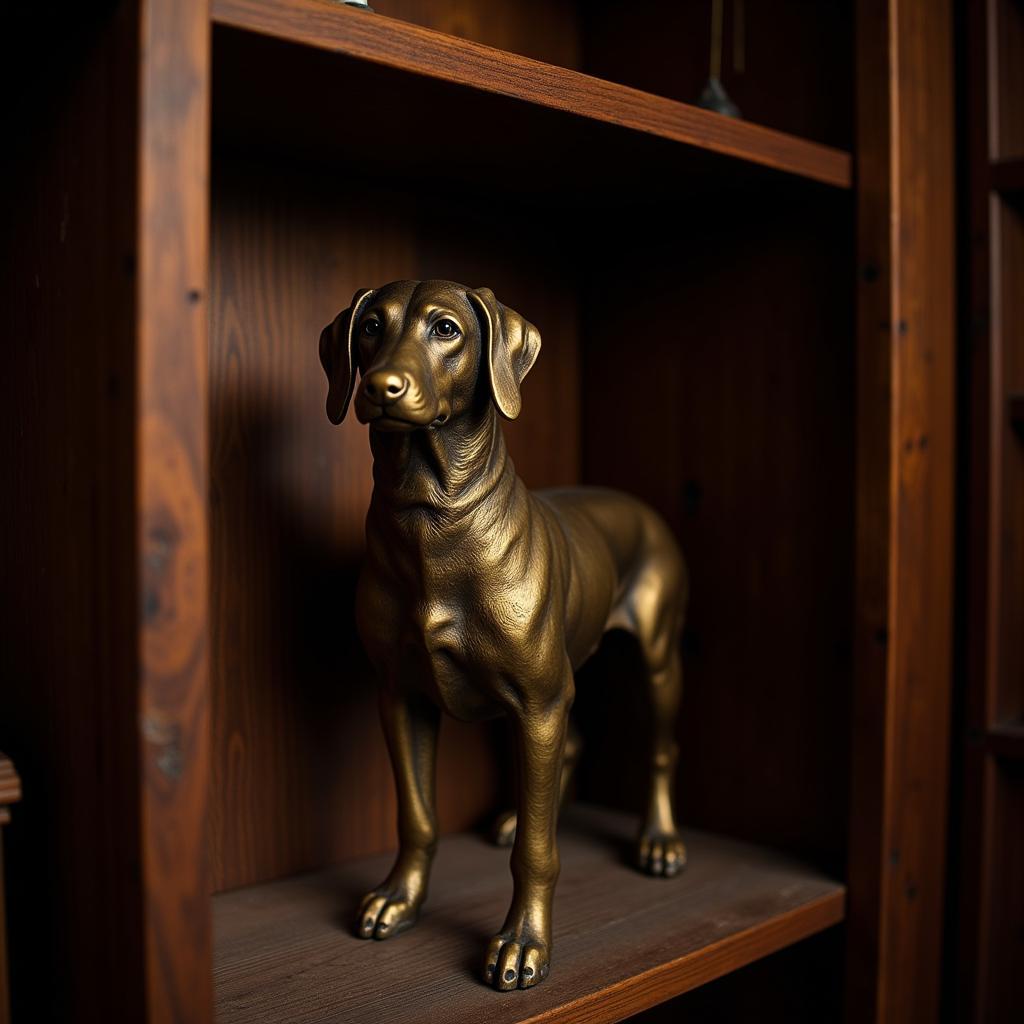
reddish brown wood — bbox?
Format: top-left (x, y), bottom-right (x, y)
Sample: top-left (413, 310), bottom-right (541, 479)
top-left (848, 1), bottom-right (956, 1021)
top-left (581, 1), bottom-right (854, 150)
top-left (210, 0), bottom-right (852, 189)
top-left (213, 805), bottom-right (845, 1024)
top-left (954, 0), bottom-right (1024, 1017)
top-left (578, 190), bottom-right (854, 875)
top-left (992, 0), bottom-right (1024, 160)
top-left (1, 7), bottom-right (147, 1020)
top-left (136, 0), bottom-right (214, 1020)
top-left (378, 0), bottom-right (582, 69)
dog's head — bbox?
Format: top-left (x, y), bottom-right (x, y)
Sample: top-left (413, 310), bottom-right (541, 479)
top-left (319, 280), bottom-right (541, 429)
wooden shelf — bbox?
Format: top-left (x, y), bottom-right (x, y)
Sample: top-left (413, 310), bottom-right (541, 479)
top-left (214, 805), bottom-right (844, 1024)
top-left (211, 0), bottom-right (851, 190)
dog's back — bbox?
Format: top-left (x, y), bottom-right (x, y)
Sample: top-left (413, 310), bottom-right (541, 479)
top-left (536, 486), bottom-right (688, 674)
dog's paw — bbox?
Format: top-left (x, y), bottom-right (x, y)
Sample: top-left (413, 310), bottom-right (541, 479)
top-left (635, 829), bottom-right (687, 878)
top-left (483, 929), bottom-right (550, 990)
top-left (490, 809), bottom-right (517, 847)
top-left (356, 888), bottom-right (420, 940)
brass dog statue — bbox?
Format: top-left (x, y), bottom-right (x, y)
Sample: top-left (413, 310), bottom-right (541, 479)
top-left (319, 280), bottom-right (688, 991)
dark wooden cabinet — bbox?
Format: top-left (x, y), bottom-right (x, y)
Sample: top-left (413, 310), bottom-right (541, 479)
top-left (1, 2), bottom-right (958, 1021)
top-left (950, 1), bottom-right (1024, 1021)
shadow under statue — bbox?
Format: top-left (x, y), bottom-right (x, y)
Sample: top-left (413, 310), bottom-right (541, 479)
top-left (319, 279), bottom-right (688, 991)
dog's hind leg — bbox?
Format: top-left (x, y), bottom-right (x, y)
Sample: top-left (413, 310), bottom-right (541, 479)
top-left (634, 641), bottom-right (687, 876)
top-left (491, 719), bottom-right (582, 847)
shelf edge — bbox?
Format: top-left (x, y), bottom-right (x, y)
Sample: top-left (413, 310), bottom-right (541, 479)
top-left (211, 0), bottom-right (853, 190)
top-left (517, 889), bottom-right (846, 1024)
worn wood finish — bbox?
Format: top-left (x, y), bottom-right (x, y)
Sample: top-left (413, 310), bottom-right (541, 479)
top-left (213, 805), bottom-right (845, 1024)
top-left (136, 0), bottom-right (214, 1019)
top-left (848, 0), bottom-right (956, 1021)
top-left (209, 160), bottom-right (580, 890)
top-left (210, 0), bottom-right (851, 189)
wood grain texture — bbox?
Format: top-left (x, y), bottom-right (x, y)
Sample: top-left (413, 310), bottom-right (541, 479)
top-left (952, 1), bottom-right (1024, 1012)
top-left (848, 0), bottom-right (956, 1020)
top-left (137, 0), bottom-right (214, 1020)
top-left (578, 189), bottom-right (854, 876)
top-left (0, 6), bottom-right (146, 1020)
top-left (993, 0), bottom-right (1024, 159)
top-left (210, 0), bottom-right (852, 189)
top-left (377, 0), bottom-right (581, 69)
top-left (209, 160), bottom-right (580, 891)
top-left (581, 0), bottom-right (854, 150)
top-left (213, 805), bottom-right (845, 1024)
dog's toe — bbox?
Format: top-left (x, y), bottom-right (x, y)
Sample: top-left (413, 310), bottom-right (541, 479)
top-left (356, 890), bottom-right (418, 939)
top-left (484, 932), bottom-right (551, 991)
top-left (635, 830), bottom-right (687, 878)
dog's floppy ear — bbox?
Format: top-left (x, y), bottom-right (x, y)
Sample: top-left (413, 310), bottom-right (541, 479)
top-left (467, 287), bottom-right (541, 420)
top-left (319, 287), bottom-right (375, 425)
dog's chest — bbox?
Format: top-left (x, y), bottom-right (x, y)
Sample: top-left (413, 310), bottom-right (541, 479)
top-left (361, 553), bottom-right (505, 720)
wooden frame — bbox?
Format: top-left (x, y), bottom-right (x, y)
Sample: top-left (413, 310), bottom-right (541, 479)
top-left (0, 1), bottom-right (956, 1020)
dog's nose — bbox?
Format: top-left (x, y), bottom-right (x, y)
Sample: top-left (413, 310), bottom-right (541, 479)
top-left (363, 371), bottom-right (409, 405)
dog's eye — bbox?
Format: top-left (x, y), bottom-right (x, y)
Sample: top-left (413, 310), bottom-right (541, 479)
top-left (361, 317), bottom-right (382, 337)
top-left (432, 318), bottom-right (460, 339)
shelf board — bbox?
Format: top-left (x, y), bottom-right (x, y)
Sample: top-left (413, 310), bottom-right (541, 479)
top-left (991, 158), bottom-right (1024, 196)
top-left (214, 804), bottom-right (844, 1024)
top-left (211, 0), bottom-right (851, 190)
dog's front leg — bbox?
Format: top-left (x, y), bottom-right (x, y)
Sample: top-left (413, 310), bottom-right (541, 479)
top-left (486, 670), bottom-right (572, 990)
top-left (357, 688), bottom-right (440, 940)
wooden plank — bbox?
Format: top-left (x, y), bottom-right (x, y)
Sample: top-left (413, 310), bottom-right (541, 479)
top-left (136, 0), bottom-right (214, 1021)
top-left (1, 6), bottom-right (147, 1019)
top-left (210, 0), bottom-right (852, 189)
top-left (848, 0), bottom-right (956, 1020)
top-left (214, 805), bottom-right (845, 1024)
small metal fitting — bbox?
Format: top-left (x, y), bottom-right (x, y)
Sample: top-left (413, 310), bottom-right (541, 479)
top-left (342, 0), bottom-right (374, 10)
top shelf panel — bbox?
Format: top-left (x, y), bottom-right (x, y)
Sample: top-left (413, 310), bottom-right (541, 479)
top-left (211, 0), bottom-right (852, 190)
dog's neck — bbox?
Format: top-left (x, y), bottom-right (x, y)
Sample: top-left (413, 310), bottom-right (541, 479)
top-left (367, 404), bottom-right (515, 525)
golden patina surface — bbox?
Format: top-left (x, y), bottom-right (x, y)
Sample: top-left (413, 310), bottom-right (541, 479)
top-left (320, 280), bottom-right (688, 991)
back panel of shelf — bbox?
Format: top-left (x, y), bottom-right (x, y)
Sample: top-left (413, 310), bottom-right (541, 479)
top-left (208, 0), bottom-right (857, 898)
